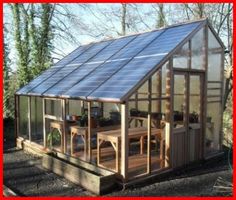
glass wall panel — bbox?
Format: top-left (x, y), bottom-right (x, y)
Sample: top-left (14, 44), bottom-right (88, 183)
top-left (19, 96), bottom-right (29, 139)
top-left (45, 99), bottom-right (62, 118)
top-left (205, 102), bottom-right (221, 155)
top-left (152, 62), bottom-right (167, 98)
top-left (208, 28), bottom-right (221, 49)
top-left (173, 74), bottom-right (185, 128)
top-left (31, 97), bottom-right (43, 145)
top-left (191, 28), bottom-right (204, 70)
top-left (208, 53), bottom-right (221, 81)
top-left (189, 75), bottom-right (201, 123)
top-left (138, 80), bottom-right (148, 99)
top-left (95, 102), bottom-right (121, 168)
top-left (68, 100), bottom-right (82, 116)
top-left (173, 42), bottom-right (189, 69)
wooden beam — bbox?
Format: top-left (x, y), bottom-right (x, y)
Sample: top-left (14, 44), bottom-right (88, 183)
top-left (43, 98), bottom-right (47, 148)
top-left (44, 114), bottom-right (63, 121)
top-left (156, 69), bottom-right (162, 112)
top-left (28, 96), bottom-right (32, 142)
top-left (219, 50), bottom-right (224, 150)
top-left (202, 25), bottom-right (208, 158)
top-left (165, 59), bottom-right (173, 167)
top-left (121, 102), bottom-right (129, 181)
top-left (147, 78), bottom-right (152, 174)
top-left (135, 93), bottom-right (138, 127)
top-left (87, 101), bottom-right (92, 161)
top-left (62, 99), bottom-right (67, 153)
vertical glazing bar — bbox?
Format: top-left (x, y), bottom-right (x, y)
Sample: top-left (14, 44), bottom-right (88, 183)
top-left (28, 96), bottom-right (32, 142)
top-left (87, 101), bottom-right (92, 161)
top-left (219, 50), bottom-right (224, 150)
top-left (43, 98), bottom-right (46, 148)
top-left (121, 102), bottom-right (129, 181)
top-left (202, 25), bottom-right (208, 158)
top-left (147, 78), bottom-right (152, 173)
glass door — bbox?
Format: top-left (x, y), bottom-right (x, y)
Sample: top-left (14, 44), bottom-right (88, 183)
top-left (172, 72), bottom-right (203, 168)
top-left (172, 73), bottom-right (188, 167)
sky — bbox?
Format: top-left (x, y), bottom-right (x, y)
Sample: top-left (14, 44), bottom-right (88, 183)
top-left (3, 3), bottom-right (231, 71)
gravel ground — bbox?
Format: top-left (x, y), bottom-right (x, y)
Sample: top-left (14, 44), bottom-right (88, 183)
top-left (3, 142), bottom-right (232, 197)
top-left (4, 147), bottom-right (93, 196)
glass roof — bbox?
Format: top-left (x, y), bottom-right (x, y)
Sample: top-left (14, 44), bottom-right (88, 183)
top-left (16, 20), bottom-right (205, 102)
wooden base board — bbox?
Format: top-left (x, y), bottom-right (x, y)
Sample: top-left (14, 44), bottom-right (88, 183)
top-left (42, 153), bottom-right (116, 195)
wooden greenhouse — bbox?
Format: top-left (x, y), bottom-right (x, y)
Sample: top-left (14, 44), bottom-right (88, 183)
top-left (15, 19), bottom-right (225, 194)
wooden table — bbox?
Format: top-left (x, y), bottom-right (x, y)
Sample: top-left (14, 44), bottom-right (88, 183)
top-left (129, 116), bottom-right (161, 128)
top-left (70, 126), bottom-right (88, 159)
top-left (97, 127), bottom-right (164, 173)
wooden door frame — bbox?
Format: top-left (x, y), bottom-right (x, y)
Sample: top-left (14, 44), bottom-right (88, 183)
top-left (172, 70), bottom-right (205, 165)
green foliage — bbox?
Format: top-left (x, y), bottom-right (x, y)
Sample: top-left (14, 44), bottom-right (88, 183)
top-left (3, 26), bottom-right (11, 118)
top-left (47, 129), bottom-right (61, 148)
top-left (10, 3), bottom-right (55, 87)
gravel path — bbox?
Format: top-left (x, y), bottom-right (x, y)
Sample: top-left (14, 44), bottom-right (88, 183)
top-left (4, 147), bottom-right (93, 196)
top-left (4, 144), bottom-right (232, 197)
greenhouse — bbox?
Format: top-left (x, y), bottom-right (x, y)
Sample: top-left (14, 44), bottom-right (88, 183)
top-left (15, 18), bottom-right (224, 193)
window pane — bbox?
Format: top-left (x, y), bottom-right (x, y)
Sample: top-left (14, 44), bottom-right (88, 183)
top-left (173, 42), bottom-right (189, 69)
top-left (207, 89), bottom-right (221, 96)
top-left (189, 76), bottom-right (200, 123)
top-left (205, 102), bottom-right (221, 155)
top-left (208, 28), bottom-right (221, 49)
top-left (173, 75), bottom-right (185, 128)
top-left (68, 100), bottom-right (82, 116)
top-left (45, 99), bottom-right (62, 118)
top-left (31, 97), bottom-right (43, 145)
top-left (191, 28), bottom-right (204, 70)
top-left (152, 62), bottom-right (167, 98)
top-left (19, 96), bottom-right (29, 139)
top-left (208, 53), bottom-right (221, 81)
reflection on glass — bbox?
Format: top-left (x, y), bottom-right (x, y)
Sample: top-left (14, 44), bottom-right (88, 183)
top-left (19, 96), bottom-right (29, 139)
top-left (191, 28), bottom-right (204, 70)
top-left (173, 75), bottom-right (185, 128)
top-left (173, 42), bottom-right (189, 69)
top-left (31, 97), bottom-right (43, 145)
top-left (189, 75), bottom-right (200, 124)
top-left (205, 102), bottom-right (221, 156)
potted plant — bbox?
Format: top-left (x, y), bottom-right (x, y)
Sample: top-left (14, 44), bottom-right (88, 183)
top-left (109, 110), bottom-right (120, 124)
top-left (97, 117), bottom-right (113, 127)
top-left (78, 113), bottom-right (88, 127)
top-left (189, 111), bottom-right (199, 123)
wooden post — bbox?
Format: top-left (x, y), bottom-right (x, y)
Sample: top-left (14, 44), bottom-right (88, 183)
top-left (121, 102), bottom-right (129, 181)
top-left (28, 96), bottom-right (32, 142)
top-left (156, 70), bottom-right (162, 112)
top-left (14, 95), bottom-right (19, 139)
top-left (43, 98), bottom-right (47, 148)
top-left (135, 93), bottom-right (138, 127)
top-left (202, 25), bottom-right (208, 158)
top-left (62, 99), bottom-right (67, 153)
top-left (87, 101), bottom-right (92, 162)
top-left (219, 50), bottom-right (224, 150)
top-left (147, 78), bottom-right (152, 173)
top-left (165, 59), bottom-right (173, 167)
